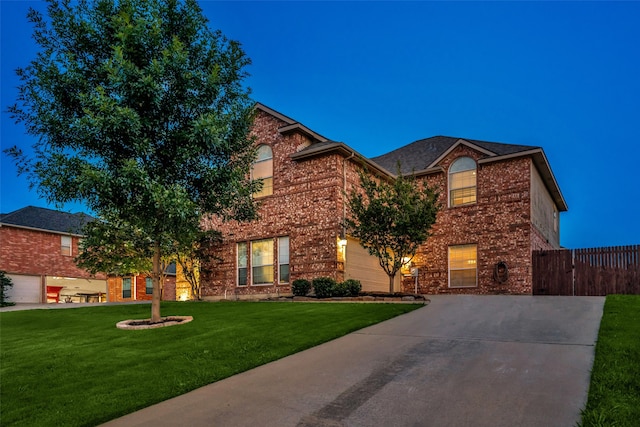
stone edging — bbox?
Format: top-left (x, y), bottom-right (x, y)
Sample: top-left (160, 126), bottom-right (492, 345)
top-left (116, 316), bottom-right (193, 330)
top-left (261, 295), bottom-right (429, 304)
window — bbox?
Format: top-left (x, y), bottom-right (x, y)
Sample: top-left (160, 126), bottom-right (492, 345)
top-left (61, 236), bottom-right (72, 256)
top-left (122, 277), bottom-right (132, 298)
top-left (237, 242), bottom-right (248, 286)
top-left (145, 277), bottom-right (153, 295)
top-left (252, 239), bottom-right (274, 285)
top-left (278, 237), bottom-right (290, 283)
top-left (251, 144), bottom-right (273, 197)
top-left (449, 157), bottom-right (477, 206)
top-left (237, 237), bottom-right (289, 286)
top-left (449, 245), bottom-right (477, 288)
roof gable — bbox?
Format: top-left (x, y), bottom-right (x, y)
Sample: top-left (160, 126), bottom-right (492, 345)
top-left (0, 206), bottom-right (94, 235)
top-left (253, 103), bottom-right (567, 212)
top-left (255, 103), bottom-right (330, 144)
top-left (370, 136), bottom-right (538, 174)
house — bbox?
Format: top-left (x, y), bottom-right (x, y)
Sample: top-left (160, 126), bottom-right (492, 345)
top-left (0, 206), bottom-right (177, 303)
top-left (0, 206), bottom-right (107, 303)
top-left (107, 264), bottom-right (176, 303)
top-left (199, 103), bottom-right (567, 298)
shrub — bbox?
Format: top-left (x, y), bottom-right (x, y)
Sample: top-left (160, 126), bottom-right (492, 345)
top-left (342, 279), bottom-right (362, 297)
top-left (312, 277), bottom-right (337, 298)
top-left (0, 270), bottom-right (15, 307)
top-left (291, 279), bottom-right (311, 296)
top-left (333, 281), bottom-right (349, 297)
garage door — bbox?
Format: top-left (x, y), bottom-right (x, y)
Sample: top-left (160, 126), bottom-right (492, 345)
top-left (47, 277), bottom-right (108, 302)
top-left (6, 274), bottom-right (42, 303)
top-left (344, 237), bottom-right (400, 293)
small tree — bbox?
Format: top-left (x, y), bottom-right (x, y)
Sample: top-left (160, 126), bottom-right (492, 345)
top-left (0, 271), bottom-right (16, 307)
top-left (174, 228), bottom-right (222, 300)
top-left (6, 0), bottom-right (259, 322)
top-left (344, 167), bottom-right (440, 293)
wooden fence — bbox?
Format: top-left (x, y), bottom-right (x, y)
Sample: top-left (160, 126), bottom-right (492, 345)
top-left (533, 245), bottom-right (640, 296)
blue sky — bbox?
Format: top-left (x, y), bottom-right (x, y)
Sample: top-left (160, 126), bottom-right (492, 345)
top-left (2, 1), bottom-right (639, 249)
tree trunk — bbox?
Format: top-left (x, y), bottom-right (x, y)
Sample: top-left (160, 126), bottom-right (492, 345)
top-left (151, 241), bottom-right (162, 323)
top-left (388, 273), bottom-right (396, 294)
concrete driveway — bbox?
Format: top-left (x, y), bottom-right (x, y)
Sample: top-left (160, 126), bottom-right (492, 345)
top-left (102, 295), bottom-right (604, 427)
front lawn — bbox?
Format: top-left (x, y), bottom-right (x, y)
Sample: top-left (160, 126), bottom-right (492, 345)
top-left (0, 301), bottom-right (421, 426)
top-left (580, 295), bottom-right (640, 426)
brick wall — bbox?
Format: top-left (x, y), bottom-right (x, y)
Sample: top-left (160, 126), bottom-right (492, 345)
top-left (0, 226), bottom-right (105, 280)
top-left (404, 146), bottom-right (554, 295)
top-left (201, 111), bottom-right (351, 299)
top-left (108, 275), bottom-right (176, 302)
top-left (200, 110), bottom-right (562, 297)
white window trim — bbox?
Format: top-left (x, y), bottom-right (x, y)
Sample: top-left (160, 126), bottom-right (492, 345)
top-left (278, 236), bottom-right (290, 284)
top-left (448, 157), bottom-right (477, 208)
top-left (448, 244), bottom-right (478, 288)
top-left (61, 235), bottom-right (72, 256)
top-left (237, 242), bottom-right (248, 287)
top-left (250, 239), bottom-right (274, 286)
top-left (237, 237), bottom-right (290, 287)
top-left (251, 144), bottom-right (273, 198)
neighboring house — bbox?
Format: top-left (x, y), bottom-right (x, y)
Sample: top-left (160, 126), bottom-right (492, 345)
top-left (0, 206), bottom-right (107, 303)
top-left (200, 103), bottom-right (567, 298)
top-left (0, 205), bottom-right (177, 303)
top-left (107, 264), bottom-right (176, 302)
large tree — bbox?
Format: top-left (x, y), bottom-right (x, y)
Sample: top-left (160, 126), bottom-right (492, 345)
top-left (6, 0), bottom-right (259, 322)
top-left (344, 167), bottom-right (440, 293)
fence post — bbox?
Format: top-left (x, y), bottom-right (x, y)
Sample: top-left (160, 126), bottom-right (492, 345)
top-left (572, 249), bottom-right (575, 296)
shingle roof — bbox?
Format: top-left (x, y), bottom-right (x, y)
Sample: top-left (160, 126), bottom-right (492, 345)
top-left (370, 136), bottom-right (538, 174)
top-left (0, 206), bottom-right (94, 235)
top-left (256, 103), bottom-right (567, 211)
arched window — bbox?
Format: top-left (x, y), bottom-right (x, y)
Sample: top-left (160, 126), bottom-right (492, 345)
top-left (252, 144), bottom-right (273, 197)
top-left (449, 157), bottom-right (476, 206)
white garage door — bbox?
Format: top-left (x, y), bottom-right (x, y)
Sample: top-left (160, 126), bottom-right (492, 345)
top-left (6, 274), bottom-right (42, 303)
top-left (344, 237), bottom-right (400, 293)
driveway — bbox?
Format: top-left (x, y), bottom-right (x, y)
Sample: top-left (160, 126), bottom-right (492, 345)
top-left (102, 295), bottom-right (604, 427)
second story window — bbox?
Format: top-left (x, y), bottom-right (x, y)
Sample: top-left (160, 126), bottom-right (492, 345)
top-left (251, 144), bottom-right (273, 197)
top-left (449, 157), bottom-right (477, 207)
top-left (61, 236), bottom-right (72, 256)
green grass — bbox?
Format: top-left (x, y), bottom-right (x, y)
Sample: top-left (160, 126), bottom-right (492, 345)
top-left (580, 295), bottom-right (640, 427)
top-left (0, 301), bottom-right (420, 426)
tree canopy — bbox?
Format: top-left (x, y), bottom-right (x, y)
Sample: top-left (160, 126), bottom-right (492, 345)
top-left (6, 0), bottom-right (259, 321)
top-left (344, 167), bottom-right (440, 293)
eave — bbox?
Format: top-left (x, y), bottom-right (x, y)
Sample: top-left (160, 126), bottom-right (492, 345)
top-left (477, 148), bottom-right (568, 212)
top-left (290, 142), bottom-right (393, 179)
top-left (0, 222), bottom-right (85, 237)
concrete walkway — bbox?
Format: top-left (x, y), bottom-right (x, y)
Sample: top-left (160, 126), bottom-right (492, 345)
top-left (100, 295), bottom-right (604, 427)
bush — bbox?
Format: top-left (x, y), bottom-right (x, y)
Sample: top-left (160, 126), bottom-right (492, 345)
top-left (333, 281), bottom-right (349, 297)
top-left (312, 277), bottom-right (337, 298)
top-left (291, 279), bottom-right (311, 296)
top-left (342, 279), bottom-right (362, 297)
top-left (0, 270), bottom-right (15, 307)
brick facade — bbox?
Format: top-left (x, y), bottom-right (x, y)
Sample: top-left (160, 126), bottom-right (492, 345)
top-left (107, 275), bottom-right (176, 302)
top-left (0, 226), bottom-right (104, 280)
top-left (200, 105), bottom-right (565, 298)
top-left (201, 111), bottom-right (350, 299)
top-left (407, 149), bottom-right (549, 294)
top-left (0, 208), bottom-right (176, 303)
